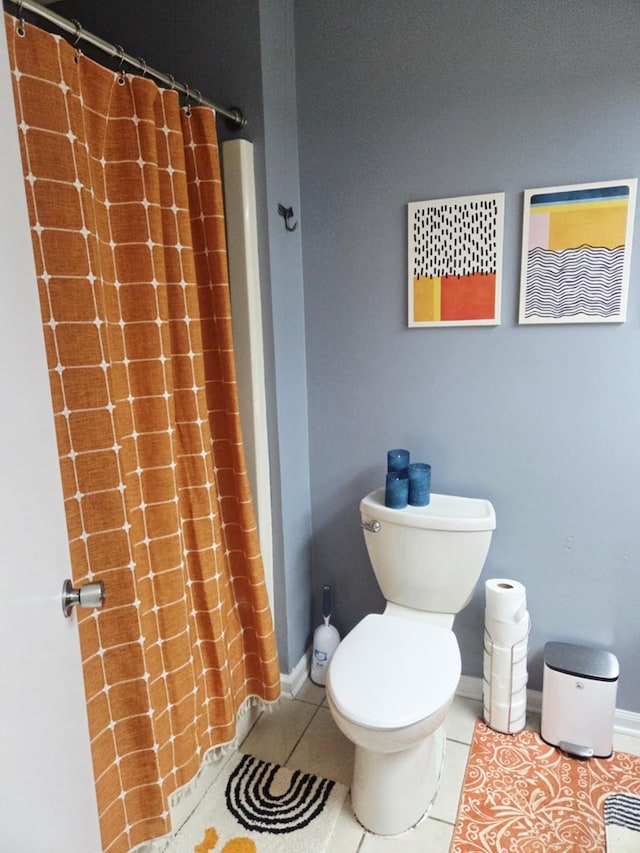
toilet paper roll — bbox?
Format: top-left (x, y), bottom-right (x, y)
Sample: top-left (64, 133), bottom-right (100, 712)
top-left (483, 678), bottom-right (528, 707)
top-left (485, 611), bottom-right (530, 647)
top-left (485, 578), bottom-right (527, 623)
top-left (484, 630), bottom-right (529, 661)
top-left (483, 653), bottom-right (528, 680)
top-left (484, 643), bottom-right (526, 674)
top-left (484, 687), bottom-right (527, 716)
top-left (483, 684), bottom-right (527, 733)
top-left (483, 654), bottom-right (529, 694)
top-left (484, 636), bottom-right (528, 683)
top-left (484, 674), bottom-right (529, 700)
top-left (484, 707), bottom-right (527, 734)
top-left (483, 708), bottom-right (526, 733)
top-left (483, 669), bottom-right (528, 702)
top-left (483, 694), bottom-right (526, 734)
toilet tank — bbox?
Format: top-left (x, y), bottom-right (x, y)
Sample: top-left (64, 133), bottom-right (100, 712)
top-left (360, 488), bottom-right (496, 615)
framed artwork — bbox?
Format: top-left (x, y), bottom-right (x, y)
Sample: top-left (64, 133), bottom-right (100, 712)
top-left (408, 192), bottom-right (504, 327)
top-left (519, 179), bottom-right (637, 324)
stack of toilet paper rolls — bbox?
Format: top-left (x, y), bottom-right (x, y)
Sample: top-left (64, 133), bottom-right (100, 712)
top-left (483, 578), bottom-right (529, 734)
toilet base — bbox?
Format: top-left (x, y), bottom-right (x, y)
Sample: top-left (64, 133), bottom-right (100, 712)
top-left (350, 725), bottom-right (446, 835)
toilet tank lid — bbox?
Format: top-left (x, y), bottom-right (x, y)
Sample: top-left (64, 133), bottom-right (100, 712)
top-left (361, 488), bottom-right (496, 531)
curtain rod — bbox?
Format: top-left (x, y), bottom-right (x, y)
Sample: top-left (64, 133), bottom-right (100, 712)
top-left (5, 0), bottom-right (246, 129)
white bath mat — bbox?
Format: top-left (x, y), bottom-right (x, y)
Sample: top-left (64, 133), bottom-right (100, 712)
top-left (168, 752), bottom-right (348, 853)
top-left (605, 793), bottom-right (640, 852)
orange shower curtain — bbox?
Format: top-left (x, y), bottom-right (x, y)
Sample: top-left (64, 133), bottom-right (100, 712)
top-left (6, 14), bottom-right (279, 853)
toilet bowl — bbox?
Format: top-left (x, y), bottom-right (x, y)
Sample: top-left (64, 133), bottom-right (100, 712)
top-left (325, 488), bottom-right (495, 835)
top-left (326, 612), bottom-right (461, 835)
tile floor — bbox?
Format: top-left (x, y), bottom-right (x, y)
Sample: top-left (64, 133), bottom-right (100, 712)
top-left (174, 680), bottom-right (640, 852)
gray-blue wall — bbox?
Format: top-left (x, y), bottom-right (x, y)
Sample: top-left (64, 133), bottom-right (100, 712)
top-left (295, 0), bottom-right (640, 709)
top-left (257, 0), bottom-right (312, 671)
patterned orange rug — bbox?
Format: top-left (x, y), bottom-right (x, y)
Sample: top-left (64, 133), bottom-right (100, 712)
top-left (451, 719), bottom-right (640, 852)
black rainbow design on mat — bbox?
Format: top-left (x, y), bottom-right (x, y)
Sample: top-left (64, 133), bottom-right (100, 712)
top-left (524, 245), bottom-right (625, 318)
top-left (605, 792), bottom-right (640, 831)
top-left (225, 754), bottom-right (335, 834)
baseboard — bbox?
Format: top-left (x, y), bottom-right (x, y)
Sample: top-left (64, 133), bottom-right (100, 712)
top-left (613, 707), bottom-right (640, 738)
top-left (457, 674), bottom-right (640, 737)
top-left (280, 647), bottom-right (311, 699)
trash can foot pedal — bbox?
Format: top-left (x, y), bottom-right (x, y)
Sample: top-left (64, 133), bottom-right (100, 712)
top-left (559, 741), bottom-right (594, 759)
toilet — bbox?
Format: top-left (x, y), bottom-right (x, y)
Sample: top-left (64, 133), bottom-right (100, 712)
top-left (326, 487), bottom-right (495, 836)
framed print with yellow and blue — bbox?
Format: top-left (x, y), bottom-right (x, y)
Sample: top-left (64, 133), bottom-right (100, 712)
top-left (519, 179), bottom-right (637, 324)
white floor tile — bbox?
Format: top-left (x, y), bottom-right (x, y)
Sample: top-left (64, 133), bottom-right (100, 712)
top-left (288, 705), bottom-right (355, 787)
top-left (327, 796), bottom-right (365, 852)
top-left (295, 679), bottom-right (327, 705)
top-left (429, 738), bottom-right (469, 824)
top-left (614, 731), bottom-right (640, 756)
top-left (445, 695), bottom-right (482, 743)
top-left (360, 815), bottom-right (453, 852)
top-left (240, 695), bottom-right (316, 766)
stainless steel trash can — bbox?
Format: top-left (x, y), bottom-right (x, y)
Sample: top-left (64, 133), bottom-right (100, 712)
top-left (541, 641), bottom-right (619, 758)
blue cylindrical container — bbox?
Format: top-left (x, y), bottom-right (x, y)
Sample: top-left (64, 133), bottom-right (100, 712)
top-left (408, 462), bottom-right (431, 506)
top-left (387, 448), bottom-right (410, 474)
top-left (385, 471), bottom-right (409, 508)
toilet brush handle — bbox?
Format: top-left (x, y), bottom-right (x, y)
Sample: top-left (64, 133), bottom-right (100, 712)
top-left (322, 585), bottom-right (332, 620)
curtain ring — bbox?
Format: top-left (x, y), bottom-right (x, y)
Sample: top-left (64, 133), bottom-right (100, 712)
top-left (115, 44), bottom-right (126, 85)
top-left (184, 84), bottom-right (192, 117)
top-left (16, 0), bottom-right (25, 37)
top-left (72, 20), bottom-right (83, 62)
top-left (72, 19), bottom-right (83, 46)
top-left (136, 57), bottom-right (147, 77)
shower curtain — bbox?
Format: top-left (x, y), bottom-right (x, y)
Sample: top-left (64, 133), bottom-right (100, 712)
top-left (6, 14), bottom-right (280, 853)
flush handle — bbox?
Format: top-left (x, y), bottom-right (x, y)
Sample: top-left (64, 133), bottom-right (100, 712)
top-left (62, 579), bottom-right (106, 618)
top-left (360, 520), bottom-right (381, 533)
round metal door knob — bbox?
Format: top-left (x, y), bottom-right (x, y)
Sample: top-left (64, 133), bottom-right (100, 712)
top-left (62, 579), bottom-right (106, 618)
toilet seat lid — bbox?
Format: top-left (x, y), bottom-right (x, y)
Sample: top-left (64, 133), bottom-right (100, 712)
top-left (327, 613), bottom-right (461, 729)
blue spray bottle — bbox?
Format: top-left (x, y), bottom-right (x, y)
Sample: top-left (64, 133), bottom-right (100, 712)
top-left (310, 585), bottom-right (340, 686)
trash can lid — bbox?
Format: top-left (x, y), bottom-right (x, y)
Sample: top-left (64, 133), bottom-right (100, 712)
top-left (544, 641), bottom-right (619, 681)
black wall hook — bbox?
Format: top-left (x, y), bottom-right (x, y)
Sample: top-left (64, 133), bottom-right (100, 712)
top-left (277, 204), bottom-right (297, 232)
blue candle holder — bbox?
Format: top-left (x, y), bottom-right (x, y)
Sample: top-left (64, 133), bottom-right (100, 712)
top-left (385, 471), bottom-right (409, 509)
top-left (408, 462), bottom-right (431, 506)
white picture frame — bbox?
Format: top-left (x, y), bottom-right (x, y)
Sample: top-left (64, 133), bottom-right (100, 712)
top-left (408, 192), bottom-right (504, 327)
top-left (519, 179), bottom-right (637, 324)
